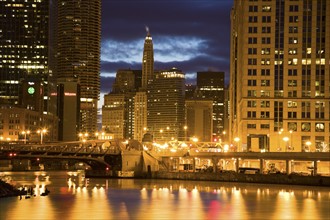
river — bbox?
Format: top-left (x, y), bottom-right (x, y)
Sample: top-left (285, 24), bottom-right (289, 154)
top-left (0, 171), bottom-right (329, 220)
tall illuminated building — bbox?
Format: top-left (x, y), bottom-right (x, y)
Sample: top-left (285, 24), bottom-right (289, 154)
top-left (0, 0), bottom-right (59, 141)
top-left (147, 68), bottom-right (185, 141)
top-left (230, 0), bottom-right (329, 152)
top-left (0, 0), bottom-right (49, 106)
top-left (142, 27), bottom-right (154, 89)
top-left (134, 28), bottom-right (154, 141)
top-left (197, 71), bottom-right (226, 141)
top-left (55, 0), bottom-right (101, 134)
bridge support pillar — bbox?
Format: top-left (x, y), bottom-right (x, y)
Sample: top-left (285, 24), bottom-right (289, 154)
top-left (313, 160), bottom-right (318, 176)
top-left (212, 158), bottom-right (219, 173)
top-left (259, 159), bottom-right (264, 174)
top-left (285, 160), bottom-right (290, 174)
top-left (193, 157), bottom-right (196, 172)
top-left (235, 158), bottom-right (240, 172)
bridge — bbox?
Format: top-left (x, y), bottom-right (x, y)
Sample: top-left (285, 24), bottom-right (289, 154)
top-left (1, 140), bottom-right (330, 177)
top-left (0, 140), bottom-right (126, 170)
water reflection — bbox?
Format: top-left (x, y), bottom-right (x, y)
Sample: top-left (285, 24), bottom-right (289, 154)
top-left (0, 171), bottom-right (329, 220)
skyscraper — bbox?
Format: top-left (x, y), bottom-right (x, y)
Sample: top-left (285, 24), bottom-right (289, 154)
top-left (230, 0), bottom-right (329, 152)
top-left (55, 0), bottom-right (101, 134)
top-left (142, 27), bottom-right (154, 89)
top-left (147, 68), bottom-right (185, 141)
top-left (0, 0), bottom-right (49, 106)
top-left (0, 0), bottom-right (58, 142)
top-left (197, 71), bottom-right (226, 141)
top-left (134, 29), bottom-right (154, 141)
top-left (185, 99), bottom-right (213, 142)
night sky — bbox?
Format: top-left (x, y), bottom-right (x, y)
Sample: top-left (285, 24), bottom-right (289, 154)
top-left (100, 0), bottom-right (233, 103)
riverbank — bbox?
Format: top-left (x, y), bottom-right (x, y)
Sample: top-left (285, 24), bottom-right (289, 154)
top-left (152, 171), bottom-right (330, 187)
top-left (84, 170), bottom-right (330, 187)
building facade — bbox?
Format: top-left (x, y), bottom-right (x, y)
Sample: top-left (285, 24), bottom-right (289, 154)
top-left (0, 0), bottom-right (59, 141)
top-left (147, 68), bottom-right (186, 141)
top-left (57, 77), bottom-right (80, 141)
top-left (134, 30), bottom-right (154, 141)
top-left (230, 0), bottom-right (330, 152)
top-left (197, 71), bottom-right (226, 141)
top-left (0, 0), bottom-right (50, 106)
top-left (55, 0), bottom-right (101, 134)
top-left (102, 94), bottom-right (126, 139)
top-left (185, 99), bottom-right (213, 142)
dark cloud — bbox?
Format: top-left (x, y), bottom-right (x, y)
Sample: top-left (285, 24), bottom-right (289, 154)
top-left (100, 0), bottom-right (233, 96)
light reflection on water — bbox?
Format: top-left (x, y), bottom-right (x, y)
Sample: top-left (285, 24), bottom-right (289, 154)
top-left (0, 171), bottom-right (329, 220)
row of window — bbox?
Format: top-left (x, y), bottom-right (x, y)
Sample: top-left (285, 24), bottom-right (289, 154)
top-left (248, 26), bottom-right (272, 33)
top-left (247, 79), bottom-right (325, 88)
top-left (247, 69), bottom-right (325, 76)
top-left (252, 48), bottom-right (324, 56)
top-left (248, 5), bottom-right (298, 12)
top-left (247, 122), bottom-right (327, 132)
top-left (247, 101), bottom-right (325, 109)
top-left (248, 16), bottom-right (298, 23)
top-left (248, 37), bottom-right (299, 44)
top-left (247, 111), bottom-right (325, 119)
top-left (247, 58), bottom-right (326, 65)
top-left (247, 90), bottom-right (326, 98)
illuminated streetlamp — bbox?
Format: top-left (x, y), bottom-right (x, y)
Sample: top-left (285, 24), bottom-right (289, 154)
top-left (184, 126), bottom-right (187, 141)
top-left (192, 137), bottom-right (198, 143)
top-left (160, 129), bottom-right (163, 141)
top-left (289, 130), bottom-right (293, 151)
top-left (78, 133), bottom-right (83, 141)
top-left (21, 130), bottom-right (30, 144)
top-left (283, 137), bottom-right (289, 152)
top-left (305, 141), bottom-right (312, 152)
top-left (37, 129), bottom-right (47, 144)
top-left (222, 131), bottom-right (226, 142)
top-left (234, 137), bottom-right (240, 151)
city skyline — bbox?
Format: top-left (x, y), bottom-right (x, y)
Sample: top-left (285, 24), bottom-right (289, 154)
top-left (100, 0), bottom-right (233, 105)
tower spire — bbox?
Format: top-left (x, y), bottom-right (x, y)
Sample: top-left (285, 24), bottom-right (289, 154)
top-left (142, 26), bottom-right (154, 88)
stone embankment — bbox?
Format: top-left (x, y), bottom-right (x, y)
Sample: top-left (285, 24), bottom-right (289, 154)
top-left (0, 179), bottom-right (23, 198)
top-left (152, 171), bottom-right (330, 187)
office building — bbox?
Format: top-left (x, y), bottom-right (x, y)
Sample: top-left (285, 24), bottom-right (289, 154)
top-left (142, 28), bottom-right (154, 89)
top-left (57, 77), bottom-right (80, 141)
top-left (103, 69), bottom-right (141, 139)
top-left (197, 71), bottom-right (226, 141)
top-left (185, 99), bottom-right (213, 142)
top-left (102, 94), bottom-right (126, 139)
top-left (134, 29), bottom-right (154, 141)
top-left (230, 0), bottom-right (329, 152)
top-left (55, 0), bottom-right (101, 134)
top-left (0, 0), bottom-right (49, 106)
top-left (147, 68), bottom-right (185, 141)
top-left (0, 0), bottom-right (59, 141)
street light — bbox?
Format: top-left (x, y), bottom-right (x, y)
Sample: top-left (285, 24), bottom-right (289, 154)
top-left (21, 130), bottom-right (30, 144)
top-left (184, 126), bottom-right (187, 141)
top-left (160, 129), bottom-right (163, 141)
top-left (234, 137), bottom-right (240, 151)
top-left (37, 129), bottom-right (47, 144)
top-left (283, 137), bottom-right (289, 152)
top-left (305, 141), bottom-right (312, 152)
top-left (222, 131), bottom-right (226, 142)
top-left (289, 130), bottom-right (293, 151)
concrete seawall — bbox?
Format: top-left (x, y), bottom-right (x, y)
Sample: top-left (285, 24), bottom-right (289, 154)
top-left (152, 171), bottom-right (330, 187)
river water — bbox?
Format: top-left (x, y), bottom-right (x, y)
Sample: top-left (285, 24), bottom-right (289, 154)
top-left (0, 171), bottom-right (329, 220)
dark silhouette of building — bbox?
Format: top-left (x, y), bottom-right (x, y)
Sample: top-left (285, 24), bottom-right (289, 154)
top-left (197, 71), bottom-right (226, 141)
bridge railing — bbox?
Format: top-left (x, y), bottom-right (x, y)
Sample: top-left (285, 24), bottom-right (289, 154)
top-left (0, 142), bottom-right (121, 156)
